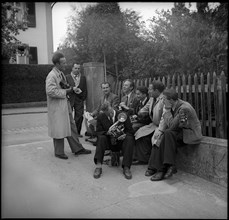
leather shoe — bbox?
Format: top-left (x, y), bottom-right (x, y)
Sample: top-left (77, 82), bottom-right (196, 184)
top-left (145, 168), bottom-right (157, 176)
top-left (123, 167), bottom-right (132, 179)
top-left (132, 160), bottom-right (148, 165)
top-left (75, 148), bottom-right (91, 155)
top-left (164, 166), bottom-right (177, 179)
top-left (104, 150), bottom-right (111, 156)
top-left (55, 154), bottom-right (68, 159)
top-left (150, 172), bottom-right (165, 181)
top-left (93, 167), bottom-right (102, 179)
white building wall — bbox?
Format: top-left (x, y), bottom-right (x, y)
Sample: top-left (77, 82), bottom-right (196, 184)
top-left (16, 2), bottom-right (53, 64)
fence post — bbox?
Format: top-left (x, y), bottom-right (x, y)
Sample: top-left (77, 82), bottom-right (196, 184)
top-left (221, 71), bottom-right (227, 138)
top-left (177, 74), bottom-right (181, 98)
top-left (200, 72), bottom-right (206, 135)
top-left (207, 72), bottom-right (212, 136)
top-left (182, 74), bottom-right (187, 101)
top-left (213, 72), bottom-right (219, 137)
top-left (172, 74), bottom-right (176, 89)
top-left (167, 75), bottom-right (171, 88)
top-left (188, 74), bottom-right (192, 104)
top-left (194, 73), bottom-right (199, 119)
top-left (162, 76), bottom-right (165, 86)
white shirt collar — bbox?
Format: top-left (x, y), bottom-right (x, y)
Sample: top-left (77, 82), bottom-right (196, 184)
top-left (156, 93), bottom-right (164, 101)
top-left (71, 72), bottom-right (81, 78)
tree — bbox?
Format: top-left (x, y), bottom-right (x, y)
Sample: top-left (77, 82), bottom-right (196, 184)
top-left (60, 2), bottom-right (227, 79)
top-left (59, 2), bottom-right (145, 79)
top-left (1, 2), bottom-right (28, 59)
top-left (146, 2), bottom-right (227, 76)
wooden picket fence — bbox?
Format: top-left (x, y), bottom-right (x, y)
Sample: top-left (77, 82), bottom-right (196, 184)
top-left (112, 71), bottom-right (228, 139)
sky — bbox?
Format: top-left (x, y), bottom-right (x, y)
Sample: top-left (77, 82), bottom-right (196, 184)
top-left (52, 2), bottom-right (197, 51)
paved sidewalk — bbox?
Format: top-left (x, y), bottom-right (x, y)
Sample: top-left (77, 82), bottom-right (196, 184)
top-left (1, 105), bottom-right (227, 218)
top-left (2, 138), bottom-right (227, 218)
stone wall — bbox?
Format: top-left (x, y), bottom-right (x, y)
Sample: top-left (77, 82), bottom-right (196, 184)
top-left (176, 136), bottom-right (227, 188)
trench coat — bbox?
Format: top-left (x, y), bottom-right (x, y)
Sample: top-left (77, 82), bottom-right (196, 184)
top-left (45, 67), bottom-right (71, 138)
top-left (134, 94), bottom-right (164, 141)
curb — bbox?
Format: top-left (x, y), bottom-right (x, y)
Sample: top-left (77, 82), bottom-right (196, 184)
top-left (2, 101), bottom-right (47, 109)
top-left (2, 111), bottom-right (47, 116)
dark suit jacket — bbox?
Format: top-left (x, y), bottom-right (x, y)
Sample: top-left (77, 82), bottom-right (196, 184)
top-left (96, 110), bottom-right (134, 137)
top-left (121, 91), bottom-right (137, 115)
top-left (92, 92), bottom-right (120, 117)
top-left (66, 74), bottom-right (87, 108)
top-left (132, 97), bottom-right (151, 124)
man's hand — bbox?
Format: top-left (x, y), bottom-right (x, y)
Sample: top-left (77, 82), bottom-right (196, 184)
top-left (65, 87), bottom-right (73, 94)
top-left (153, 130), bottom-right (163, 140)
top-left (117, 134), bottom-right (126, 140)
top-left (73, 87), bottom-right (82, 94)
top-left (163, 99), bottom-right (172, 110)
top-left (178, 109), bottom-right (188, 127)
top-left (119, 102), bottom-right (128, 110)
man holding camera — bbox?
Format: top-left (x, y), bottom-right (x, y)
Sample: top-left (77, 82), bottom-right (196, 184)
top-left (93, 102), bottom-right (135, 179)
top-left (45, 52), bottom-right (91, 159)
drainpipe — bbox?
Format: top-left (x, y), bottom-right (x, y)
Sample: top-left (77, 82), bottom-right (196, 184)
top-left (51, 2), bottom-right (56, 9)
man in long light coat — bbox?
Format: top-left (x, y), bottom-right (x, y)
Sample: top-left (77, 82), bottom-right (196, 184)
top-left (46, 52), bottom-right (91, 159)
top-left (132, 81), bottom-right (165, 165)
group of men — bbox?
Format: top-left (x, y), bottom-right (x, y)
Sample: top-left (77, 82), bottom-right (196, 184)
top-left (46, 51), bottom-right (203, 181)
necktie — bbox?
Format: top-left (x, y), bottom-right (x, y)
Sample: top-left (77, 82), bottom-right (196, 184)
top-left (109, 115), bottom-right (113, 124)
top-left (104, 95), bottom-right (108, 103)
top-left (171, 109), bottom-right (174, 117)
top-left (60, 72), bottom-right (66, 81)
top-left (126, 96), bottom-right (129, 106)
top-left (151, 98), bottom-right (157, 116)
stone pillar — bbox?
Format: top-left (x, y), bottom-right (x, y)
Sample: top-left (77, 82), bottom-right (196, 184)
top-left (83, 62), bottom-right (104, 112)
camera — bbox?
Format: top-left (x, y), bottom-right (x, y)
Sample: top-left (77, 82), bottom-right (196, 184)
top-left (108, 112), bottom-right (127, 145)
top-left (59, 80), bottom-right (71, 89)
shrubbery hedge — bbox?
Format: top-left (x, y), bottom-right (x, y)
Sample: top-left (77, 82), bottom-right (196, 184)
top-left (1, 64), bottom-right (72, 104)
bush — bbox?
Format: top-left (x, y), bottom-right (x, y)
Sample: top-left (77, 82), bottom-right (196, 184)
top-left (1, 64), bottom-right (72, 104)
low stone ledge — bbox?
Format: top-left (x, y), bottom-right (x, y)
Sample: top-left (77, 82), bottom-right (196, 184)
top-left (176, 136), bottom-right (227, 188)
top-left (2, 101), bottom-right (47, 109)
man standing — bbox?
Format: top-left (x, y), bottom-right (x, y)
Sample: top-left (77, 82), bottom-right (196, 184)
top-left (66, 63), bottom-right (87, 137)
top-left (45, 52), bottom-right (91, 159)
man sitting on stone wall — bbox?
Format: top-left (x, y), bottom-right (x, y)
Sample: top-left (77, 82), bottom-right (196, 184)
top-left (145, 88), bottom-right (202, 181)
top-left (85, 82), bottom-right (120, 145)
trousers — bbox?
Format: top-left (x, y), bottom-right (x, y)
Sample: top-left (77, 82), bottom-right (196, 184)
top-left (148, 128), bottom-right (184, 171)
top-left (94, 134), bottom-right (134, 168)
top-left (53, 106), bottom-right (84, 155)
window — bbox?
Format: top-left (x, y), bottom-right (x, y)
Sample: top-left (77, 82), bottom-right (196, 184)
top-left (29, 47), bottom-right (38, 64)
top-left (26, 2), bottom-right (36, 27)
